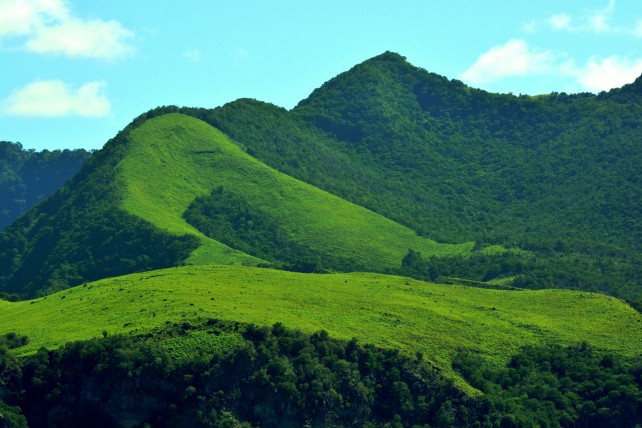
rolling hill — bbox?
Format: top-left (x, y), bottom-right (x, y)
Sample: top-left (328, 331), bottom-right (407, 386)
top-left (1, 265), bottom-right (640, 384)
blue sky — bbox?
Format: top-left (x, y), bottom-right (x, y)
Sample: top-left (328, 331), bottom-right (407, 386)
top-left (1, 0), bottom-right (642, 151)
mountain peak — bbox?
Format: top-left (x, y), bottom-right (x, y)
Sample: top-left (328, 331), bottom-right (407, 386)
top-left (366, 51), bottom-right (408, 64)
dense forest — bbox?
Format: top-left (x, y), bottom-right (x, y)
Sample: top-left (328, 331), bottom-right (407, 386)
top-left (0, 142), bottom-right (91, 231)
top-left (1, 322), bottom-right (640, 427)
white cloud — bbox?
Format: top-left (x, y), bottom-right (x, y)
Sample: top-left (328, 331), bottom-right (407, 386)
top-left (540, 0), bottom-right (639, 35)
top-left (575, 56), bottom-right (642, 91)
top-left (548, 14), bottom-right (571, 30)
top-left (460, 39), bottom-right (558, 84)
top-left (0, 0), bottom-right (133, 60)
top-left (1, 80), bottom-right (111, 117)
top-left (461, 39), bottom-right (642, 93)
top-left (0, 0), bottom-right (68, 37)
top-left (26, 18), bottom-right (133, 59)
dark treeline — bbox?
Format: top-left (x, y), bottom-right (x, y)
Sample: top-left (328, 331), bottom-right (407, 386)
top-left (453, 343), bottom-right (642, 427)
top-left (1, 324), bottom-right (640, 427)
top-left (0, 142), bottom-right (91, 231)
top-left (184, 186), bottom-right (360, 273)
top-left (0, 322), bottom-right (472, 427)
top-left (397, 249), bottom-right (642, 311)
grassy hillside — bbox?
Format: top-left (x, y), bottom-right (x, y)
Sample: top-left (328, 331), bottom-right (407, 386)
top-left (2, 265), bottom-right (640, 387)
top-left (118, 113), bottom-right (472, 271)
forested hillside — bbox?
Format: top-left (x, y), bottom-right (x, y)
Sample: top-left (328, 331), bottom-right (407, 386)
top-left (0, 142), bottom-right (90, 230)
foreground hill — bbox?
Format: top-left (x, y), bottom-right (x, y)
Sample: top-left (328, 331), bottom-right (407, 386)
top-left (0, 112), bottom-right (471, 297)
top-left (2, 265), bottom-right (640, 426)
top-left (1, 265), bottom-right (639, 381)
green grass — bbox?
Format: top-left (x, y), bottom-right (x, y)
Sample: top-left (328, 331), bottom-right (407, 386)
top-left (115, 113), bottom-right (472, 270)
top-left (2, 265), bottom-right (640, 390)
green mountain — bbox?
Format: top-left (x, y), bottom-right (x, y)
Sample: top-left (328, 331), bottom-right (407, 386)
top-left (185, 52), bottom-right (642, 306)
top-left (0, 111), bottom-right (471, 297)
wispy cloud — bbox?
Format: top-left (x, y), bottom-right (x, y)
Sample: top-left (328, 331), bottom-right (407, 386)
top-left (586, 0), bottom-right (615, 33)
top-left (460, 39), bottom-right (642, 93)
top-left (231, 47), bottom-right (261, 61)
top-left (548, 14), bottom-right (572, 30)
top-left (576, 56), bottom-right (642, 91)
top-left (634, 19), bottom-right (642, 38)
top-left (0, 0), bottom-right (133, 60)
top-left (1, 80), bottom-right (111, 117)
top-left (527, 0), bottom-right (640, 37)
top-left (459, 39), bottom-right (562, 85)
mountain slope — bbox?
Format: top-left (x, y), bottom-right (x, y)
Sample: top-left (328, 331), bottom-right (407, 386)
top-left (2, 265), bottom-right (640, 384)
top-left (0, 111), bottom-right (472, 296)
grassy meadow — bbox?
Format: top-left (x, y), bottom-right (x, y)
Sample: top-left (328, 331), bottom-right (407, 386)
top-left (1, 265), bottom-right (639, 389)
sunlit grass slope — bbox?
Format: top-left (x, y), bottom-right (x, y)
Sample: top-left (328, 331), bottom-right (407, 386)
top-left (116, 113), bottom-right (471, 269)
top-left (2, 265), bottom-right (639, 382)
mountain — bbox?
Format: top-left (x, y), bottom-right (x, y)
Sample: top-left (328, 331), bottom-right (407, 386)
top-left (207, 51), bottom-right (642, 253)
top-left (0, 142), bottom-right (91, 230)
top-left (186, 51), bottom-right (642, 306)
top-left (0, 111), bottom-right (472, 297)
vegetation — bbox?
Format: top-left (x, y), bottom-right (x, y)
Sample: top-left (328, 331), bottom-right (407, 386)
top-left (0, 265), bottom-right (639, 385)
top-left (1, 322), bottom-right (639, 427)
top-left (453, 343), bottom-right (642, 427)
top-left (0, 141), bottom-right (90, 231)
top-left (0, 322), bottom-right (473, 427)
